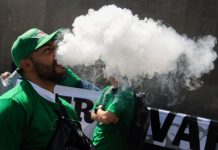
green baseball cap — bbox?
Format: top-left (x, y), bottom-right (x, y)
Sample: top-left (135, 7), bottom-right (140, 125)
top-left (11, 28), bottom-right (63, 68)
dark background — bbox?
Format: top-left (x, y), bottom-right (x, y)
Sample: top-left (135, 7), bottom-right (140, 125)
top-left (1, 0), bottom-right (218, 120)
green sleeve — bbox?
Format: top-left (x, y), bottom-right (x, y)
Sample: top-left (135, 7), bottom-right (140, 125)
top-left (59, 67), bottom-right (81, 87)
top-left (0, 99), bottom-right (26, 150)
top-left (92, 86), bottom-right (110, 110)
top-left (92, 92), bottom-right (103, 111)
top-left (106, 96), bottom-right (123, 117)
top-left (107, 90), bottom-right (134, 117)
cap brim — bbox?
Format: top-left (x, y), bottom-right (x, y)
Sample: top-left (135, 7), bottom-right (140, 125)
top-left (35, 29), bottom-right (63, 50)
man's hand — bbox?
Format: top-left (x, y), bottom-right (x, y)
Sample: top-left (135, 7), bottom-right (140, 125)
top-left (91, 105), bottom-right (104, 122)
top-left (91, 104), bottom-right (119, 124)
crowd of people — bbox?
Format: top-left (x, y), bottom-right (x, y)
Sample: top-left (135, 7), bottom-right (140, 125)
top-left (0, 28), bottom-right (136, 150)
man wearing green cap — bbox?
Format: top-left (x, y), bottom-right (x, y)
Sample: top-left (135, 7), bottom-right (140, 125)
top-left (0, 28), bottom-right (85, 150)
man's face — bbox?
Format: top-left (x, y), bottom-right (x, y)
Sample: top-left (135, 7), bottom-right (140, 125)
top-left (29, 41), bottom-right (67, 82)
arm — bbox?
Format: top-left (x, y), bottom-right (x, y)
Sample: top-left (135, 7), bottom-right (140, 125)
top-left (0, 72), bottom-right (11, 95)
top-left (59, 67), bottom-right (81, 87)
top-left (0, 70), bottom-right (20, 95)
top-left (91, 105), bottom-right (119, 124)
top-left (3, 70), bottom-right (20, 92)
top-left (1, 71), bottom-right (11, 80)
top-left (91, 111), bottom-right (100, 122)
top-left (0, 77), bottom-right (4, 95)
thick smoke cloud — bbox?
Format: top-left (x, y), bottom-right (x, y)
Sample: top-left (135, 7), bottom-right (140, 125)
top-left (56, 5), bottom-right (217, 91)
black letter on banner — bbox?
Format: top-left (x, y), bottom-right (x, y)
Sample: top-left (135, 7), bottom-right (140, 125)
top-left (59, 95), bottom-right (72, 104)
top-left (150, 109), bottom-right (175, 142)
top-left (74, 98), bottom-right (94, 123)
top-left (172, 116), bottom-right (199, 150)
top-left (205, 120), bottom-right (218, 150)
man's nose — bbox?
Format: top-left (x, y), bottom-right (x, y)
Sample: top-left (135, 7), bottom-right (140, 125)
top-left (52, 49), bottom-right (56, 58)
top-left (52, 43), bottom-right (57, 55)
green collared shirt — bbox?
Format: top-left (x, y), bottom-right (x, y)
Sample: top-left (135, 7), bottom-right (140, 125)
top-left (92, 86), bottom-right (135, 150)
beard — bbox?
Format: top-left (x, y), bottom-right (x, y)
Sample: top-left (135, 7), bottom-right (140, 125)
top-left (31, 60), bottom-right (67, 83)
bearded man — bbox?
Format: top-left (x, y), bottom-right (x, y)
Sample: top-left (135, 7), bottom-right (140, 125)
top-left (0, 28), bottom-right (84, 150)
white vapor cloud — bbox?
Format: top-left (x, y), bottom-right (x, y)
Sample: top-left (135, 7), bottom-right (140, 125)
top-left (56, 5), bottom-right (217, 90)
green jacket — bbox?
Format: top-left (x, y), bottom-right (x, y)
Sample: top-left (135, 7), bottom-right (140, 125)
top-left (0, 68), bottom-right (80, 150)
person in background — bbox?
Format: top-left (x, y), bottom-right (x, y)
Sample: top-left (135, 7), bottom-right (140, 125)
top-left (1, 71), bottom-right (11, 80)
top-left (91, 75), bottom-right (135, 150)
top-left (0, 69), bottom-right (20, 95)
top-left (0, 71), bottom-right (10, 95)
top-left (0, 66), bottom-right (99, 97)
top-left (0, 28), bottom-right (86, 150)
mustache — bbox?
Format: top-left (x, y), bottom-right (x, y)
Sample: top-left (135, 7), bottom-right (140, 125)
top-left (53, 61), bottom-right (58, 66)
top-left (53, 61), bottom-right (65, 69)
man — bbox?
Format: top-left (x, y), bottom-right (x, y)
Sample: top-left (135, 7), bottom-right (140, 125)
top-left (0, 28), bottom-right (82, 150)
top-left (91, 76), bottom-right (135, 150)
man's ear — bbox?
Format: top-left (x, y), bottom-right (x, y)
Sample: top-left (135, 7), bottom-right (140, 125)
top-left (20, 59), bottom-right (34, 72)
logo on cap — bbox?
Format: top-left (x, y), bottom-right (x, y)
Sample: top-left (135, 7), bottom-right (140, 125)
top-left (34, 31), bottom-right (47, 38)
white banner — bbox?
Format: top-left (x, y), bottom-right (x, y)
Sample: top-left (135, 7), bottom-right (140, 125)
top-left (54, 85), bottom-right (218, 150)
